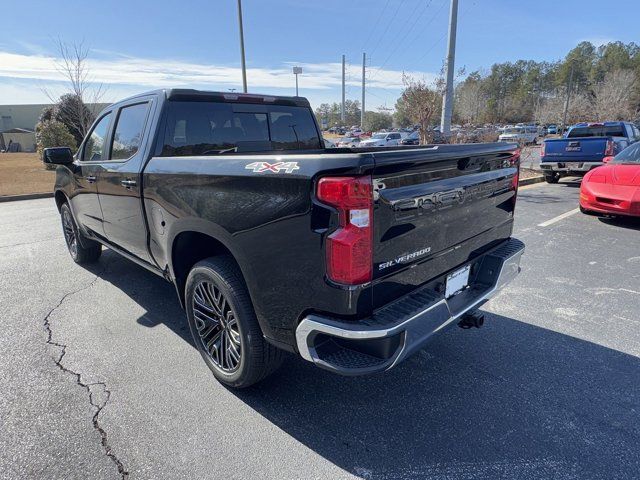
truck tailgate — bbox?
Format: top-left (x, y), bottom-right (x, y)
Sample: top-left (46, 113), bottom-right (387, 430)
top-left (542, 137), bottom-right (609, 162)
top-left (371, 143), bottom-right (519, 308)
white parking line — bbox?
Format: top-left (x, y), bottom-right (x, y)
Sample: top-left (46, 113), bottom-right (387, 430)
top-left (538, 208), bottom-right (580, 227)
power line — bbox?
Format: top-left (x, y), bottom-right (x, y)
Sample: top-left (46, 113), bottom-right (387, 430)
top-left (368, 0), bottom-right (408, 61)
top-left (360, 0), bottom-right (393, 53)
top-left (367, 0), bottom-right (436, 82)
top-left (414, 0), bottom-right (475, 65)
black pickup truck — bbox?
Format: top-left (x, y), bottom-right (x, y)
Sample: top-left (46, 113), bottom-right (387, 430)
top-left (44, 89), bottom-right (524, 388)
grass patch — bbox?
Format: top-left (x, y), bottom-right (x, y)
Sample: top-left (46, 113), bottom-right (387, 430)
top-left (0, 153), bottom-right (55, 196)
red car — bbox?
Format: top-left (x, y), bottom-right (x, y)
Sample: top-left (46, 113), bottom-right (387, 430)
top-left (580, 143), bottom-right (640, 217)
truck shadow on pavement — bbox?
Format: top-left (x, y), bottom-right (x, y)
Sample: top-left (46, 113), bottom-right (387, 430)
top-left (88, 250), bottom-right (640, 479)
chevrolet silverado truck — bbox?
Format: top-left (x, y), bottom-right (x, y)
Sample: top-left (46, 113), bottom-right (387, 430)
top-left (541, 121), bottom-right (640, 183)
top-left (43, 89), bottom-right (524, 388)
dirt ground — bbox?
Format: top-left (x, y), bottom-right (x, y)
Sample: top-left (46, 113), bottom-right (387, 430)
top-left (0, 153), bottom-right (55, 196)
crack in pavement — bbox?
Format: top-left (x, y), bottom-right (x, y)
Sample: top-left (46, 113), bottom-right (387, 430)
top-left (42, 258), bottom-right (129, 479)
top-left (0, 238), bottom-right (56, 249)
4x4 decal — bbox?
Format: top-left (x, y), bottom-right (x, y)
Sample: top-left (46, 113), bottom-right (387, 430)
top-left (245, 162), bottom-right (300, 174)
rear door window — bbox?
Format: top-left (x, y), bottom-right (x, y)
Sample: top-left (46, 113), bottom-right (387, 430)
top-left (161, 101), bottom-right (321, 156)
top-left (110, 102), bottom-right (150, 160)
top-left (624, 124), bottom-right (634, 140)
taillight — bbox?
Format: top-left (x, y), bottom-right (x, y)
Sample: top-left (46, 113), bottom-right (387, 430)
top-left (317, 176), bottom-right (373, 285)
top-left (510, 149), bottom-right (520, 196)
top-left (540, 141), bottom-right (546, 157)
top-left (605, 140), bottom-right (615, 156)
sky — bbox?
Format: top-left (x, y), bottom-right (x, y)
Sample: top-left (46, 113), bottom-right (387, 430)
top-left (1, 0), bottom-right (639, 111)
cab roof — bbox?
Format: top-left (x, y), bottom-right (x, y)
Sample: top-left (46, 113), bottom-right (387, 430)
top-left (106, 88), bottom-right (311, 109)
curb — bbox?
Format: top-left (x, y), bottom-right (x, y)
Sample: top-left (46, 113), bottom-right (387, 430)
top-left (518, 175), bottom-right (544, 187)
top-left (0, 192), bottom-right (54, 203)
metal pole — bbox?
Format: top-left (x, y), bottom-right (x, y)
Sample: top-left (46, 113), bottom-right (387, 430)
top-left (237, 0), bottom-right (248, 93)
top-left (562, 63), bottom-right (574, 131)
top-left (440, 0), bottom-right (458, 135)
top-left (295, 73), bottom-right (299, 96)
top-left (361, 52), bottom-right (366, 129)
top-left (341, 55), bottom-right (346, 124)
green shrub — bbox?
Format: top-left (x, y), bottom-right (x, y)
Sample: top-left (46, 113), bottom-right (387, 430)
top-left (35, 120), bottom-right (77, 169)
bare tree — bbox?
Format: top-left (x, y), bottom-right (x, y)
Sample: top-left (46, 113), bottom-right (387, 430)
top-left (592, 69), bottom-right (637, 121)
top-left (455, 77), bottom-right (485, 125)
top-left (43, 39), bottom-right (106, 142)
top-left (399, 73), bottom-right (445, 144)
top-left (535, 91), bottom-right (591, 126)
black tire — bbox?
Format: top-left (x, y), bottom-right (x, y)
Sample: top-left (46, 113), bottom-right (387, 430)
top-left (60, 203), bottom-right (102, 264)
top-left (545, 173), bottom-right (560, 184)
top-left (185, 256), bottom-right (283, 388)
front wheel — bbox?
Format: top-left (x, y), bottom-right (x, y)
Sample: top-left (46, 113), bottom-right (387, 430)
top-left (185, 256), bottom-right (283, 388)
top-left (60, 203), bottom-right (101, 264)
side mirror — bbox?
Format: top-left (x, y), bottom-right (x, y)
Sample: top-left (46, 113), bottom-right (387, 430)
top-left (42, 147), bottom-right (74, 166)
top-left (602, 156), bottom-right (614, 163)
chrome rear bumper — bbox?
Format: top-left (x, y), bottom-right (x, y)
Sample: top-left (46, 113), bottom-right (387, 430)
top-left (295, 238), bottom-right (525, 375)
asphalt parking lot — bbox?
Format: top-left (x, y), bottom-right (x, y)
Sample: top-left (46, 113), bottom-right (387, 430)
top-left (1, 180), bottom-right (639, 480)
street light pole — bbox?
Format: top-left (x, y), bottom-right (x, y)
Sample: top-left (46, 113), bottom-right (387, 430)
top-left (293, 66), bottom-right (302, 96)
top-left (341, 54), bottom-right (346, 124)
top-left (361, 52), bottom-right (366, 129)
top-left (440, 0), bottom-right (459, 136)
top-left (237, 0), bottom-right (248, 93)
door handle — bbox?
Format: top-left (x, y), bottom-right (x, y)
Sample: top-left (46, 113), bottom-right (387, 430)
top-left (120, 179), bottom-right (137, 188)
top-left (85, 175), bottom-right (97, 183)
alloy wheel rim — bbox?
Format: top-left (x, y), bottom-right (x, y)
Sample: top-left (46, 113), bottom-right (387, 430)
top-left (62, 210), bottom-right (77, 257)
top-left (192, 281), bottom-right (242, 373)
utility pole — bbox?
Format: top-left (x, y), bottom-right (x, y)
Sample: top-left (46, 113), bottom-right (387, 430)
top-left (562, 63), bottom-right (575, 131)
top-left (361, 52), bottom-right (366, 129)
top-left (440, 0), bottom-right (459, 136)
top-left (237, 0), bottom-right (248, 93)
top-left (341, 54), bottom-right (346, 124)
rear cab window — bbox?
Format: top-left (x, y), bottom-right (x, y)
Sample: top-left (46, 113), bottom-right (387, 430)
top-left (568, 125), bottom-right (626, 138)
top-left (161, 101), bottom-right (322, 156)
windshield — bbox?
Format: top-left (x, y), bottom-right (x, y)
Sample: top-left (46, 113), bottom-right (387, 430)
top-left (612, 143), bottom-right (640, 164)
top-left (568, 125), bottom-right (625, 138)
top-left (371, 133), bottom-right (387, 139)
top-left (503, 128), bottom-right (524, 135)
top-left (341, 137), bottom-right (356, 142)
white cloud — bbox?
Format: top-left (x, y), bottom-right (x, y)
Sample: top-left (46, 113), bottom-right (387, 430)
top-left (0, 49), bottom-right (437, 105)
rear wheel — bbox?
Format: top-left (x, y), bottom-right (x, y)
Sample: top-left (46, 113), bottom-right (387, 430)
top-left (185, 256), bottom-right (283, 388)
top-left (60, 203), bottom-right (101, 264)
top-left (545, 173), bottom-right (560, 184)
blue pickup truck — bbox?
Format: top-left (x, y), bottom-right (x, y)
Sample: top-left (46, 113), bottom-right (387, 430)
top-left (540, 121), bottom-right (640, 183)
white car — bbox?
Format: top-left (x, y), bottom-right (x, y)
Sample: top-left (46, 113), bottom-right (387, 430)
top-left (323, 138), bottom-right (336, 148)
top-left (498, 126), bottom-right (538, 145)
top-left (359, 132), bottom-right (403, 147)
top-left (336, 136), bottom-right (361, 148)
